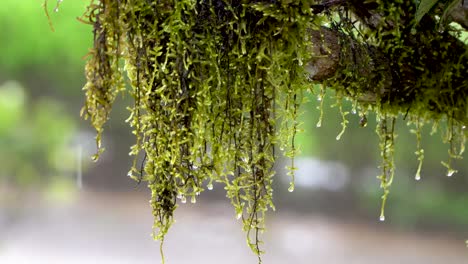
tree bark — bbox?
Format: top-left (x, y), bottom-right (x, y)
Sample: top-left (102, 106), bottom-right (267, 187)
top-left (305, 2), bottom-right (468, 125)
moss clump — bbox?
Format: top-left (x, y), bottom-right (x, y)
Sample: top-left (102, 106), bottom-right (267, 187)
top-left (312, 0), bottom-right (467, 220)
top-left (42, 0), bottom-right (467, 262)
top-left (77, 0), bottom-right (314, 262)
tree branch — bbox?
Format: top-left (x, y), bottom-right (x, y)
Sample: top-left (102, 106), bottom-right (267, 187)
top-left (306, 27), bottom-right (468, 124)
top-left (449, 1), bottom-right (468, 30)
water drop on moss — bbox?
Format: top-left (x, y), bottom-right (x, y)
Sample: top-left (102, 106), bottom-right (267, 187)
top-left (447, 169), bottom-right (456, 177)
top-left (236, 212), bottom-right (242, 220)
top-left (207, 183), bottom-right (213, 190)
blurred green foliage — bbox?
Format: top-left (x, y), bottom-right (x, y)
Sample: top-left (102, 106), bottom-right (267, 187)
top-left (0, 1), bottom-right (90, 72)
top-left (0, 81), bottom-right (77, 187)
top-left (360, 177), bottom-right (468, 230)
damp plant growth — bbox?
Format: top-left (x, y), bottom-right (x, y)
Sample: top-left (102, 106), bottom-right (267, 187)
top-left (47, 0), bottom-right (467, 262)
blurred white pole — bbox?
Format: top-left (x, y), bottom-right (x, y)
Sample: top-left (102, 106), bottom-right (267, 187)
top-left (76, 145), bottom-right (83, 189)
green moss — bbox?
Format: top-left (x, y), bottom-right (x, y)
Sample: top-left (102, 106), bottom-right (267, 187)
top-left (66, 0), bottom-right (467, 261)
top-left (77, 1), bottom-right (314, 262)
top-left (319, 0), bottom-right (467, 221)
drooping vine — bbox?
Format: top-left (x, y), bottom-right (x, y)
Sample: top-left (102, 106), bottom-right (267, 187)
top-left (410, 118), bottom-right (424, 181)
top-left (376, 114), bottom-right (396, 222)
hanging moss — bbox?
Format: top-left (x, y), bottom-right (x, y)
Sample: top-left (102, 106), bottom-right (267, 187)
top-left (43, 0), bottom-right (467, 262)
top-left (73, 0), bottom-right (314, 262)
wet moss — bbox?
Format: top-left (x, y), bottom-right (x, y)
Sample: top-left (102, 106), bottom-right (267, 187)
top-left (47, 0), bottom-right (468, 261)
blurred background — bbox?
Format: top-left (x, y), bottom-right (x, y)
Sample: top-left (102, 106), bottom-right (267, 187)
top-left (0, 1), bottom-right (467, 264)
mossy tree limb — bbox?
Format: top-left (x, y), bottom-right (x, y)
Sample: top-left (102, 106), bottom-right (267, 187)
top-left (307, 3), bottom-right (468, 125)
top-left (63, 0), bottom-right (468, 262)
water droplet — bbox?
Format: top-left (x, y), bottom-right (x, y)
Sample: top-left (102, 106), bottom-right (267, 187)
top-left (191, 196), bottom-right (196, 204)
top-left (181, 196), bottom-right (187, 204)
top-left (316, 121), bottom-right (322, 128)
top-left (91, 155), bottom-right (99, 162)
top-left (288, 185), bottom-right (295, 192)
top-left (236, 212), bottom-right (242, 220)
top-left (336, 134), bottom-right (342, 141)
top-left (317, 97), bottom-right (322, 101)
top-left (462, 125), bottom-right (466, 130)
top-left (195, 191), bottom-right (200, 196)
top-left (415, 174), bottom-right (421, 181)
top-left (207, 183), bottom-right (213, 190)
top-left (177, 193), bottom-right (183, 199)
top-left (54, 7), bottom-right (59, 12)
top-left (379, 215), bottom-right (385, 222)
top-left (447, 169), bottom-right (456, 177)
top-left (127, 171), bottom-right (133, 178)
top-left (352, 109), bottom-right (357, 114)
